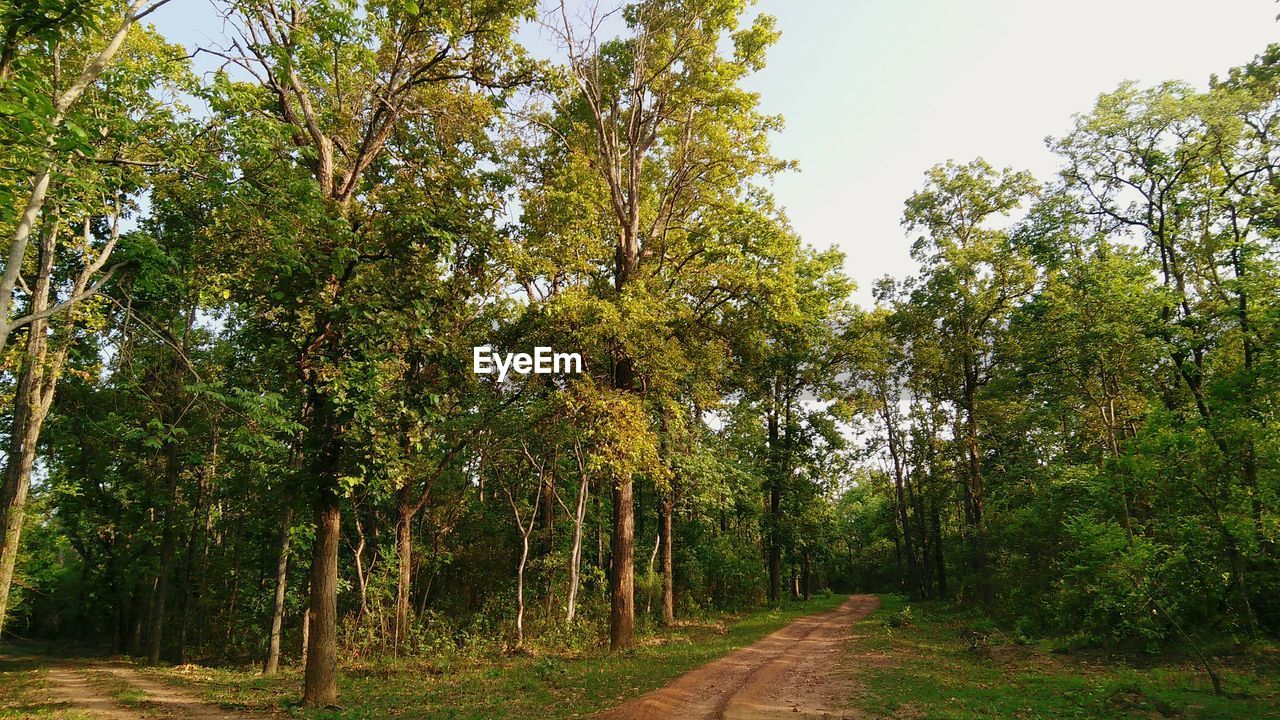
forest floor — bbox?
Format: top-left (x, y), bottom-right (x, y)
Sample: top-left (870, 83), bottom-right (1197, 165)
top-left (845, 595), bottom-right (1280, 719)
top-left (0, 593), bottom-right (853, 719)
top-left (3, 593), bottom-right (1278, 720)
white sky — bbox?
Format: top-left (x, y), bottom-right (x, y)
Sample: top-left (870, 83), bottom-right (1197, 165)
top-left (739, 0), bottom-right (1279, 305)
top-left (152, 0), bottom-right (1280, 306)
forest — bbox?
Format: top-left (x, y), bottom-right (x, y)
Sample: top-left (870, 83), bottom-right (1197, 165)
top-left (0, 1), bottom-right (1277, 718)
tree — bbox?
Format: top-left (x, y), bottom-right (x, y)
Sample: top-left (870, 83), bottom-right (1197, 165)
top-left (727, 226), bottom-right (855, 604)
top-left (210, 0), bottom-right (531, 704)
top-left (541, 0), bottom-right (785, 648)
top-left (0, 3), bottom-right (191, 635)
top-left (900, 159), bottom-right (1038, 606)
top-left (0, 0), bottom-right (171, 357)
top-left (1055, 79), bottom-right (1279, 631)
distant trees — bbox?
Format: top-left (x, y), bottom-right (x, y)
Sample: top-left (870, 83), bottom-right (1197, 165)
top-left (844, 49), bottom-right (1280, 643)
top-left (899, 160), bottom-right (1038, 606)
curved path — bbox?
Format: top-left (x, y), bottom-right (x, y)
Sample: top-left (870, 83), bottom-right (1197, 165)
top-left (598, 594), bottom-right (880, 720)
top-left (3, 654), bottom-right (256, 719)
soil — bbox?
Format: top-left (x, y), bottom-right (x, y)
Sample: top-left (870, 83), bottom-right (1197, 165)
top-left (597, 594), bottom-right (880, 720)
top-left (26, 656), bottom-right (257, 719)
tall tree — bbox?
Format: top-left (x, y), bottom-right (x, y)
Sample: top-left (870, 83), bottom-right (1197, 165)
top-left (212, 0), bottom-right (531, 704)
top-left (0, 6), bottom-right (191, 634)
top-left (901, 159), bottom-right (1038, 606)
top-left (544, 0), bottom-right (784, 649)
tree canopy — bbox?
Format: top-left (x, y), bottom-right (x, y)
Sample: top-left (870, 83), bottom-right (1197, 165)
top-left (0, 0), bottom-right (1277, 709)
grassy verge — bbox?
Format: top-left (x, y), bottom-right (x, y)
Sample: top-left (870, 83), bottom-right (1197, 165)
top-left (847, 595), bottom-right (1280, 720)
top-left (139, 593), bottom-right (847, 719)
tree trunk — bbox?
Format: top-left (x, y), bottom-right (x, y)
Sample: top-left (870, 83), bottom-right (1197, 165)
top-left (394, 502), bottom-right (412, 653)
top-left (609, 349), bottom-right (636, 650)
top-left (595, 491), bottom-right (604, 569)
top-left (544, 463), bottom-right (556, 616)
top-left (607, 209), bottom-right (640, 649)
top-left (802, 549), bottom-right (811, 601)
top-left (635, 476), bottom-right (645, 542)
top-left (352, 516), bottom-right (369, 623)
top-left (264, 506), bottom-right (292, 674)
top-left (178, 448), bottom-right (212, 665)
top-left (391, 445), bottom-right (455, 655)
top-left (910, 485), bottom-right (932, 599)
top-left (109, 552), bottom-right (125, 653)
top-left (645, 526), bottom-right (660, 615)
top-left (893, 475), bottom-right (920, 598)
top-left (505, 472), bottom-right (543, 648)
top-left (0, 215), bottom-right (59, 636)
top-left (890, 492), bottom-right (904, 590)
top-left (961, 375), bottom-right (991, 607)
top-left (0, 362), bottom-right (44, 634)
top-left (300, 604), bottom-right (311, 668)
top-left (566, 472), bottom-right (589, 624)
top-left (147, 438), bottom-right (183, 664)
top-left (609, 475), bottom-right (635, 650)
top-left (659, 492), bottom-right (674, 625)
top-left (516, 526), bottom-right (531, 647)
top-left (128, 586), bottom-right (144, 655)
top-left (767, 406), bottom-right (782, 605)
top-left (302, 499), bottom-right (340, 708)
top-left (931, 501), bottom-right (947, 596)
top-left (222, 512), bottom-right (244, 649)
top-left (146, 299), bottom-right (197, 665)
top-left (881, 392), bottom-right (923, 600)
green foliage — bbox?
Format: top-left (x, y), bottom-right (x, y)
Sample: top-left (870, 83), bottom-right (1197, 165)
top-left (114, 595), bottom-right (847, 720)
top-left (840, 43), bottom-right (1280, 658)
top-left (3, 10), bottom-right (1279, 720)
top-left (852, 596), bottom-right (1280, 720)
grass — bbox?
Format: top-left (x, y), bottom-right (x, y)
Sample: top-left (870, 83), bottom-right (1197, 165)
top-left (846, 594), bottom-right (1280, 720)
top-left (140, 593), bottom-right (848, 719)
top-left (86, 670), bottom-right (152, 709)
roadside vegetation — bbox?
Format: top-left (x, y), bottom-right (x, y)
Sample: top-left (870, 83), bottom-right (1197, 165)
top-left (848, 596), bottom-right (1280, 720)
top-left (2, 595), bottom-right (845, 720)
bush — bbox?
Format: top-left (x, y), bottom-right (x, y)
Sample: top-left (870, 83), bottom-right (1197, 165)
top-left (882, 605), bottom-right (914, 628)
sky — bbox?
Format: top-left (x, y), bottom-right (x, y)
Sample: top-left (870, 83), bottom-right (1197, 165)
top-left (151, 0), bottom-right (1280, 306)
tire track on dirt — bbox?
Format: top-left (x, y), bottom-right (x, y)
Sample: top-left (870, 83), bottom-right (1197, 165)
top-left (36, 658), bottom-right (257, 719)
top-left (44, 664), bottom-right (141, 720)
top-left (597, 594), bottom-right (879, 720)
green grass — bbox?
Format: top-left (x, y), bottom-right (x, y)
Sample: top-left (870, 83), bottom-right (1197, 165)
top-left (92, 673), bottom-right (152, 709)
top-left (142, 594), bottom-right (847, 719)
top-left (847, 595), bottom-right (1280, 720)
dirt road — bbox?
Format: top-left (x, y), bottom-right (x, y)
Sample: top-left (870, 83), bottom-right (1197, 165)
top-left (3, 654), bottom-right (256, 720)
top-left (598, 594), bottom-right (880, 720)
